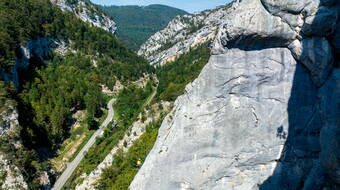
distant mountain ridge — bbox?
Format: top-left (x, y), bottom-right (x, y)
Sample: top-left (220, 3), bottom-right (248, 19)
top-left (138, 5), bottom-right (230, 66)
top-left (98, 4), bottom-right (188, 50)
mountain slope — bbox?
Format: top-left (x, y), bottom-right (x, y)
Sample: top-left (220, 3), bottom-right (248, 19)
top-left (51, 0), bottom-right (117, 33)
top-left (138, 4), bottom-right (230, 66)
top-left (63, 42), bottom-right (211, 189)
top-left (0, 0), bottom-right (152, 188)
top-left (99, 4), bottom-right (188, 50)
top-left (131, 0), bottom-right (339, 189)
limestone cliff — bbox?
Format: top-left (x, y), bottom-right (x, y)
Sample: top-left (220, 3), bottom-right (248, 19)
top-left (138, 5), bottom-right (230, 66)
top-left (131, 0), bottom-right (339, 189)
top-left (51, 0), bottom-right (117, 34)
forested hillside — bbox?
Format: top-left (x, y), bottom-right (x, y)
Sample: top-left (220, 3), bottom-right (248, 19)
top-left (155, 42), bottom-right (210, 101)
top-left (0, 0), bottom-right (53, 70)
top-left (1, 0), bottom-right (152, 147)
top-left (83, 43), bottom-right (212, 190)
top-left (98, 4), bottom-right (187, 50)
top-left (0, 0), bottom-right (153, 188)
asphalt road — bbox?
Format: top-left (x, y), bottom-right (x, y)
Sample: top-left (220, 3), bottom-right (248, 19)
top-left (52, 98), bottom-right (116, 190)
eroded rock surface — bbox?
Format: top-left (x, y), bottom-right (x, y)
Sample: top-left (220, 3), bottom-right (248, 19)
top-left (132, 48), bottom-right (298, 190)
top-left (51, 0), bottom-right (117, 34)
top-left (131, 0), bottom-right (339, 189)
top-left (138, 5), bottom-right (231, 66)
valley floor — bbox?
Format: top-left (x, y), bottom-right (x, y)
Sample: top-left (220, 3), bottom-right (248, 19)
top-left (52, 98), bottom-right (116, 190)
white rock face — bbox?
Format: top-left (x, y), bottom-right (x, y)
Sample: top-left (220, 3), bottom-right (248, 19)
top-left (138, 5), bottom-right (231, 66)
top-left (131, 47), bottom-right (297, 190)
top-left (51, 0), bottom-right (117, 34)
top-left (214, 0), bottom-right (337, 86)
top-left (131, 0), bottom-right (339, 189)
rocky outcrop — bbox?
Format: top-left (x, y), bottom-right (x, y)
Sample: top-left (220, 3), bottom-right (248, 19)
top-left (319, 69), bottom-right (340, 186)
top-left (0, 154), bottom-right (28, 190)
top-left (51, 0), bottom-right (117, 34)
top-left (132, 47), bottom-right (299, 189)
top-left (0, 37), bottom-right (69, 88)
top-left (0, 100), bottom-right (18, 138)
top-left (138, 5), bottom-right (230, 66)
top-left (0, 98), bottom-right (28, 189)
top-left (131, 0), bottom-right (339, 189)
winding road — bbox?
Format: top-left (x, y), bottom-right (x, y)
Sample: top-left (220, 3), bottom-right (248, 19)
top-left (52, 98), bottom-right (116, 190)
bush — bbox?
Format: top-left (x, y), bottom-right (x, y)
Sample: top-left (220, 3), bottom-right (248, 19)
top-left (87, 117), bottom-right (99, 130)
top-left (114, 82), bottom-right (153, 127)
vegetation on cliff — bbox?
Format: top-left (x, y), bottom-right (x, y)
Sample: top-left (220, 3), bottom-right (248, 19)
top-left (96, 118), bottom-right (164, 190)
top-left (92, 43), bottom-right (211, 189)
top-left (63, 81), bottom-right (155, 189)
top-left (156, 42), bottom-right (211, 101)
top-left (99, 4), bottom-right (187, 50)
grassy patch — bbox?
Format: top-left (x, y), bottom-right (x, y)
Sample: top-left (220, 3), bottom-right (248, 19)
top-left (50, 103), bottom-right (109, 174)
top-left (50, 111), bottom-right (95, 173)
top-left (69, 130), bottom-right (95, 162)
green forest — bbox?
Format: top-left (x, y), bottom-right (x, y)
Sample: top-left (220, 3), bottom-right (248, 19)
top-left (19, 54), bottom-right (103, 149)
top-left (156, 42), bottom-right (211, 101)
top-left (92, 43), bottom-right (211, 190)
top-left (0, 0), bottom-right (153, 76)
top-left (0, 0), bottom-right (153, 188)
top-left (0, 0), bottom-right (153, 150)
top-left (63, 82), bottom-right (155, 189)
top-left (0, 0), bottom-right (53, 70)
top-left (114, 81), bottom-right (154, 126)
top-left (99, 4), bottom-right (187, 50)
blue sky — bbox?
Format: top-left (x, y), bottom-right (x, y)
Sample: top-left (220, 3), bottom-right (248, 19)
top-left (90, 0), bottom-right (231, 13)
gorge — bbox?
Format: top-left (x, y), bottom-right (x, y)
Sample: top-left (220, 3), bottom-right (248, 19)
top-left (0, 0), bottom-right (339, 189)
